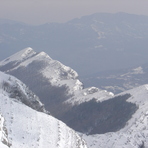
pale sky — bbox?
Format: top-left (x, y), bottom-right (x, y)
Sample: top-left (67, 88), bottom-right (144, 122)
top-left (0, 0), bottom-right (148, 25)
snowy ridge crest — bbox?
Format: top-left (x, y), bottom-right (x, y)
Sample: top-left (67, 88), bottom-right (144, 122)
top-left (1, 48), bottom-right (79, 82)
top-left (82, 84), bottom-right (148, 148)
top-left (0, 48), bottom-right (114, 108)
top-left (66, 86), bottom-right (114, 105)
top-left (0, 72), bottom-right (47, 113)
top-left (0, 47), bottom-right (36, 66)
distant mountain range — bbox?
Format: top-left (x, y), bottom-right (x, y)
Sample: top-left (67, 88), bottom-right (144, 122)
top-left (1, 12), bottom-right (148, 77)
top-left (81, 63), bottom-right (148, 94)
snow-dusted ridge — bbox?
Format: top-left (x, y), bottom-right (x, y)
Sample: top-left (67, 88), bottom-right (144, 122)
top-left (0, 71), bottom-right (47, 113)
top-left (0, 47), bottom-right (82, 92)
top-left (0, 47), bottom-right (113, 106)
top-left (0, 72), bottom-right (87, 148)
top-left (0, 47), bottom-right (36, 66)
top-left (82, 84), bottom-right (148, 148)
top-left (66, 87), bottom-right (114, 105)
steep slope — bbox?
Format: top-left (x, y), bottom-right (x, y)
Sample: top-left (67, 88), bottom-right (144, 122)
top-left (0, 48), bottom-right (114, 134)
top-left (82, 85), bottom-right (148, 148)
top-left (0, 71), bottom-right (87, 148)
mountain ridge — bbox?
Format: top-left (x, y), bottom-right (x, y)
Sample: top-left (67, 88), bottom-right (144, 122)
top-left (0, 71), bottom-right (87, 148)
top-left (0, 47), bottom-right (113, 105)
top-left (82, 84), bottom-right (148, 147)
top-left (81, 63), bottom-right (148, 94)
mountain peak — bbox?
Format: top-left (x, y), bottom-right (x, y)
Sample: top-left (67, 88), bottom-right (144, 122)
top-left (21, 47), bottom-right (34, 57)
top-left (0, 47), bottom-right (36, 66)
top-left (36, 51), bottom-right (52, 60)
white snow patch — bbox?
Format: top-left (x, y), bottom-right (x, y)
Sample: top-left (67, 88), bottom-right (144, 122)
top-left (91, 24), bottom-right (106, 39)
top-left (66, 87), bottom-right (114, 105)
top-left (131, 66), bottom-right (144, 74)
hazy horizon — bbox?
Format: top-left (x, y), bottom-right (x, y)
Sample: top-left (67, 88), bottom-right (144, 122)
top-left (1, 0), bottom-right (148, 25)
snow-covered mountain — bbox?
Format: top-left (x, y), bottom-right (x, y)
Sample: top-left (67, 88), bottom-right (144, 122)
top-left (0, 47), bottom-right (114, 107)
top-left (0, 71), bottom-right (87, 148)
top-left (82, 84), bottom-right (148, 148)
top-left (0, 47), bottom-right (83, 109)
top-left (2, 48), bottom-right (148, 147)
top-left (0, 47), bottom-right (114, 134)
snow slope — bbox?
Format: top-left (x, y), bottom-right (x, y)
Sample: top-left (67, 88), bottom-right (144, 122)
top-left (82, 85), bottom-right (148, 148)
top-left (0, 72), bottom-right (87, 148)
top-left (66, 87), bottom-right (114, 105)
top-left (0, 70), bottom-right (47, 113)
top-left (0, 47), bottom-right (113, 106)
top-left (0, 47), bottom-right (83, 92)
